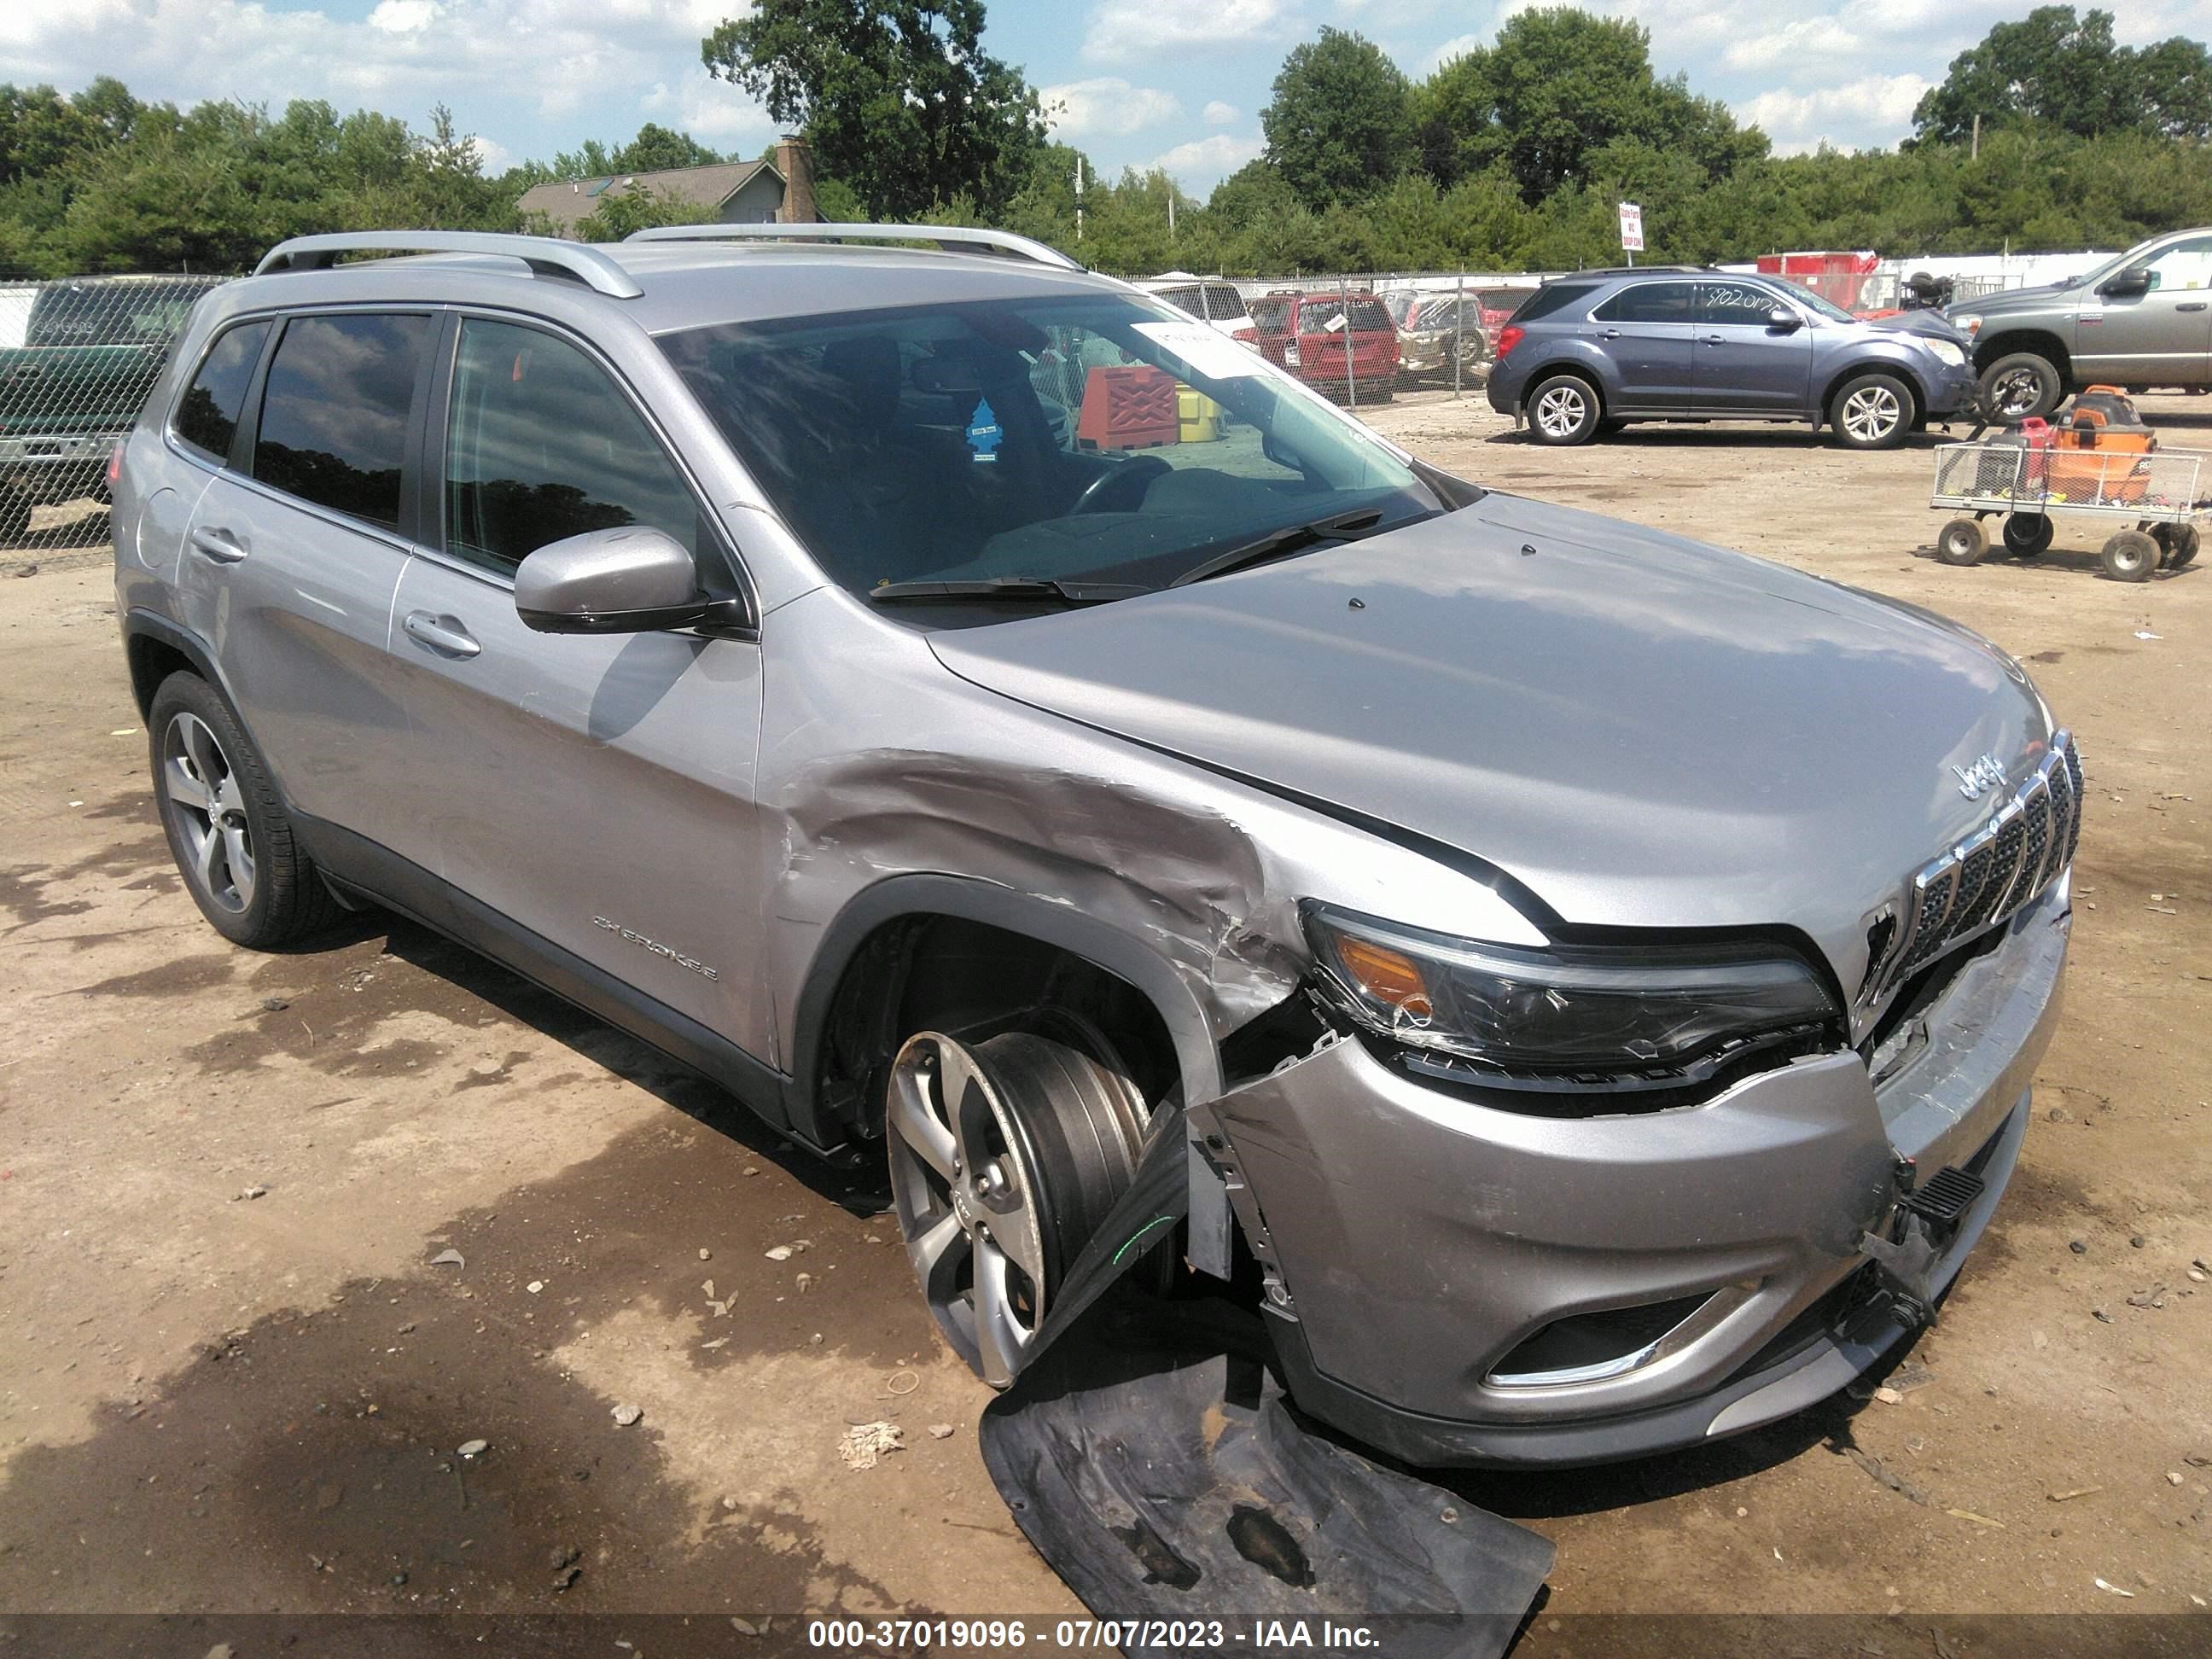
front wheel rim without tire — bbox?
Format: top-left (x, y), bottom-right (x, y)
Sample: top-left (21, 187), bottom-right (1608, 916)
top-left (1842, 385), bottom-right (1902, 444)
top-left (1534, 385), bottom-right (1586, 439)
top-left (161, 710), bottom-right (254, 913)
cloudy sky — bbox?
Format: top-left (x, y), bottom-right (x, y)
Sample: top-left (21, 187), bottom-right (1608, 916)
top-left (3, 0), bottom-right (2209, 190)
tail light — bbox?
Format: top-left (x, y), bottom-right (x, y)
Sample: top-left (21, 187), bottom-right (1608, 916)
top-left (1495, 325), bottom-right (1525, 359)
top-left (107, 439), bottom-right (125, 492)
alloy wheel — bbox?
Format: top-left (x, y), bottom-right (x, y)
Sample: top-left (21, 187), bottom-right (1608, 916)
top-left (885, 1028), bottom-right (1146, 1388)
top-left (1987, 366), bottom-right (2046, 420)
top-left (161, 710), bottom-right (255, 914)
top-left (1842, 384), bottom-right (1902, 444)
top-left (1534, 384), bottom-right (1586, 439)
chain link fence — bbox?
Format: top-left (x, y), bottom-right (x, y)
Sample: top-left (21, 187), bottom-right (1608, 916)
top-left (2, 273), bottom-right (231, 557)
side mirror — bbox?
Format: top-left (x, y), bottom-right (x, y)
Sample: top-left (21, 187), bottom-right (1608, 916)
top-left (1767, 306), bottom-right (1804, 331)
top-left (2102, 266), bottom-right (2151, 298)
top-left (515, 527), bottom-right (713, 634)
top-left (1261, 430), bottom-right (1306, 473)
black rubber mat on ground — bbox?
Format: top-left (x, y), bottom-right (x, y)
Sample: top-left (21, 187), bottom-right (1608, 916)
top-left (979, 1112), bottom-right (1554, 1657)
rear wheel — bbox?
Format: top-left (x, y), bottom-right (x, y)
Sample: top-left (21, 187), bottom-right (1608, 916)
top-left (2003, 513), bottom-right (2055, 557)
top-left (885, 1025), bottom-right (1150, 1388)
top-left (148, 672), bottom-right (342, 947)
top-left (1829, 373), bottom-right (1914, 450)
top-left (1980, 352), bottom-right (2064, 422)
top-left (1936, 517), bottom-right (1988, 566)
top-left (1526, 375), bottom-right (1601, 445)
top-left (2099, 528), bottom-right (2159, 582)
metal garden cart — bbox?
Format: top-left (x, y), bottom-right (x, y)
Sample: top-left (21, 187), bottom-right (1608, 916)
top-left (1930, 439), bottom-right (2207, 581)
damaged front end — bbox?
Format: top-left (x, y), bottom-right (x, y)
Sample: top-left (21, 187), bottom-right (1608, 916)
top-left (1199, 880), bottom-right (2069, 1468)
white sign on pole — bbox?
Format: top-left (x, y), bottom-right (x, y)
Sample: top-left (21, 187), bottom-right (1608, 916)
top-left (1618, 201), bottom-right (1644, 253)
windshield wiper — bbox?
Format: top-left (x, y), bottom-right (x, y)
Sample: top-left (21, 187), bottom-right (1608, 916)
top-left (1167, 509), bottom-right (1390, 589)
top-left (866, 576), bottom-right (1151, 604)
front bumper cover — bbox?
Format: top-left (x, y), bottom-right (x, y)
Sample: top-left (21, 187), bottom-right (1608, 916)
top-left (1214, 883), bottom-right (2069, 1467)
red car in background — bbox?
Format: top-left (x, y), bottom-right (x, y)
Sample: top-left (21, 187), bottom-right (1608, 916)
top-left (1247, 291), bottom-right (1400, 401)
top-left (1473, 285), bottom-right (1537, 341)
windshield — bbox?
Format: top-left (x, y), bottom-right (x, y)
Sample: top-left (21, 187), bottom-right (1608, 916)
top-left (659, 293), bottom-right (1441, 611)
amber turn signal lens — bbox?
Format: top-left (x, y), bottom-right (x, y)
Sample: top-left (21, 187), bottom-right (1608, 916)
top-left (1337, 936), bottom-right (1434, 1017)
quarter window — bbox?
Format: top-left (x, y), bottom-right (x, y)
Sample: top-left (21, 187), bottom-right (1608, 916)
top-left (443, 318), bottom-right (701, 575)
top-left (1203, 285), bottom-right (1249, 323)
top-left (1593, 283), bottom-right (1691, 324)
top-left (173, 321), bottom-right (271, 464)
top-left (250, 313), bottom-right (431, 531)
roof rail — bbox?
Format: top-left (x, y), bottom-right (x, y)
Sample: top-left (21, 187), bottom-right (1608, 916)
top-left (253, 232), bottom-right (643, 299)
top-left (624, 221), bottom-right (1082, 271)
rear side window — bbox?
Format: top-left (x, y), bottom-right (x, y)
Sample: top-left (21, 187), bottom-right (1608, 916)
top-left (1154, 285), bottom-right (1202, 317)
top-left (251, 313), bottom-right (431, 531)
top-left (443, 317), bottom-right (701, 575)
top-left (172, 320), bottom-right (271, 463)
top-left (1511, 282), bottom-right (1598, 324)
top-left (1593, 282), bottom-right (1692, 324)
top-left (1204, 285), bottom-right (1249, 323)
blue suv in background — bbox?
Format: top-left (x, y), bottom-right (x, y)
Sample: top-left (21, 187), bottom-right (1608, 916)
top-left (1487, 267), bottom-right (1982, 450)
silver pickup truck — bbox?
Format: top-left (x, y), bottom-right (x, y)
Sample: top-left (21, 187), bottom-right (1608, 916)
top-left (1953, 227), bottom-right (2212, 420)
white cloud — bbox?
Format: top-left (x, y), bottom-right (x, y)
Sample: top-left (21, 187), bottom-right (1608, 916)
top-left (368, 0), bottom-right (439, 32)
top-left (1202, 100), bottom-right (1240, 126)
top-left (1040, 78), bottom-right (1182, 139)
top-left (0, 0), bottom-right (763, 135)
top-left (1081, 0), bottom-right (1292, 66)
top-left (1424, 31), bottom-right (1484, 71)
top-left (1153, 132), bottom-right (1266, 184)
top-left (1737, 72), bottom-right (1931, 154)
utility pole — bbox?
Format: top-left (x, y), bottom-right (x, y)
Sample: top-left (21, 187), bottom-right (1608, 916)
top-left (1971, 114), bottom-right (1980, 160)
top-left (1167, 183), bottom-right (1176, 238)
top-left (1074, 154), bottom-right (1084, 243)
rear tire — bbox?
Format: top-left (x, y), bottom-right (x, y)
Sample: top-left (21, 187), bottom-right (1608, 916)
top-left (0, 482), bottom-right (30, 546)
top-left (148, 672), bottom-right (342, 948)
top-left (1829, 373), bottom-right (1914, 450)
top-left (1980, 352), bottom-right (2064, 422)
top-left (1936, 517), bottom-right (1988, 566)
top-left (2099, 528), bottom-right (2159, 582)
top-left (2003, 514), bottom-right (2055, 557)
top-left (1525, 374), bottom-right (1601, 445)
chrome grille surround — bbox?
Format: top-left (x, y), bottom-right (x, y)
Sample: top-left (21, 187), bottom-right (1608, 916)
top-left (1860, 730), bottom-right (2079, 1009)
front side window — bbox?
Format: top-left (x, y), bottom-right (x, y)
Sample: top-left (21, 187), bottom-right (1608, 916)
top-left (172, 320), bottom-right (272, 463)
top-left (444, 318), bottom-right (701, 575)
top-left (1697, 282), bottom-right (1787, 328)
top-left (658, 293), bottom-right (1441, 614)
top-left (251, 313), bottom-right (431, 531)
top-left (2144, 236), bottom-right (2212, 293)
top-left (1593, 283), bottom-right (1691, 324)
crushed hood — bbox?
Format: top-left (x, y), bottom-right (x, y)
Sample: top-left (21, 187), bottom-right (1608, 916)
top-left (928, 495), bottom-right (2053, 981)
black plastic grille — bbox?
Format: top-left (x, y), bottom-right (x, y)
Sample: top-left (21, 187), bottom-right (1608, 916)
top-left (1872, 734), bottom-right (2081, 997)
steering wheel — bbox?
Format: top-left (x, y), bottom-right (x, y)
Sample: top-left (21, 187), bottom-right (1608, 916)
top-left (1070, 453), bottom-right (1172, 515)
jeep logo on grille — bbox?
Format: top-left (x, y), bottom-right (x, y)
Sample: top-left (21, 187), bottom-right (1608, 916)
top-left (1952, 753), bottom-right (2006, 800)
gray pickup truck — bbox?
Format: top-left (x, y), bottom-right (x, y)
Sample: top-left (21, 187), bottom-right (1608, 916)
top-left (2, 275), bottom-right (226, 543)
top-left (1953, 227), bottom-right (2212, 420)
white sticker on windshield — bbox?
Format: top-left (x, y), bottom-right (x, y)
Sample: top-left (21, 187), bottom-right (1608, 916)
top-left (1131, 320), bottom-right (1267, 380)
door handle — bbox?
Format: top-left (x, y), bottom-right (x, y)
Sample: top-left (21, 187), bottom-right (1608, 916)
top-left (1601, 328), bottom-right (1621, 339)
top-left (189, 527), bottom-right (247, 564)
top-left (402, 610), bottom-right (480, 659)
top-left (1701, 334), bottom-right (1725, 344)
top-left (2180, 301), bottom-right (2208, 312)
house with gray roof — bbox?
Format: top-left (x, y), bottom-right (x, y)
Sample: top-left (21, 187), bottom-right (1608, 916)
top-left (518, 139), bottom-right (818, 236)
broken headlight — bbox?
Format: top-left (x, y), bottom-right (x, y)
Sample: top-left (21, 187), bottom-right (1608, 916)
top-left (1303, 904), bottom-right (1839, 1086)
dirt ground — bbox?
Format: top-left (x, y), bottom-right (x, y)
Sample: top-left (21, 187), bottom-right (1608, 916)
top-left (0, 393), bottom-right (2206, 1645)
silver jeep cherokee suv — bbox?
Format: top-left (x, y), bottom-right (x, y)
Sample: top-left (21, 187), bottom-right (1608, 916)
top-left (114, 226), bottom-right (2075, 1467)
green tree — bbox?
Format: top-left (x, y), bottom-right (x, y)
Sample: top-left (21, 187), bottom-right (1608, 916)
top-left (573, 184), bottom-right (719, 241)
top-left (614, 123), bottom-right (724, 173)
top-left (700, 0), bottom-right (1049, 219)
top-left (1421, 9), bottom-right (1765, 205)
top-left (1913, 6), bottom-right (2212, 143)
top-left (1261, 27), bottom-right (1412, 205)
